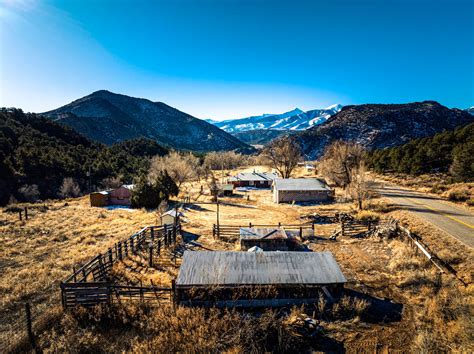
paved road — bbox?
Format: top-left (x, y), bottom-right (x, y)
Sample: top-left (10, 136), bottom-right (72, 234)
top-left (374, 184), bottom-right (474, 248)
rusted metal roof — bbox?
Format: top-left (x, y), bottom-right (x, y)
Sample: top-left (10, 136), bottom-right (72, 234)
top-left (176, 251), bottom-right (347, 287)
top-left (274, 178), bottom-right (331, 191)
top-left (239, 227), bottom-right (288, 240)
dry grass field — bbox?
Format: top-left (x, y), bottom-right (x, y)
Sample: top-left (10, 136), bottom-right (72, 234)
top-left (1, 166), bottom-right (472, 352)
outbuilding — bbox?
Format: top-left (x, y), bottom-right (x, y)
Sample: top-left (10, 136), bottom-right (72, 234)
top-left (109, 184), bottom-right (134, 206)
top-left (273, 178), bottom-right (333, 204)
top-left (161, 209), bottom-right (183, 226)
top-left (217, 184), bottom-right (234, 197)
top-left (175, 251), bottom-right (347, 307)
top-left (228, 172), bottom-right (278, 188)
top-left (239, 227), bottom-right (293, 251)
top-left (89, 191), bottom-right (110, 207)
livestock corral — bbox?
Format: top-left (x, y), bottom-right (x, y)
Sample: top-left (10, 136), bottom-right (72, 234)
top-left (0, 167), bottom-right (472, 352)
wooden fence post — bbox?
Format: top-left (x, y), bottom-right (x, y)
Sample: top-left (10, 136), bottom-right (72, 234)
top-left (24, 207), bottom-right (28, 220)
top-left (157, 240), bottom-right (161, 256)
top-left (131, 238), bottom-right (135, 254)
top-left (25, 303), bottom-right (36, 351)
top-left (118, 242), bottom-right (122, 260)
top-left (149, 245), bottom-right (153, 267)
top-left (108, 249), bottom-right (113, 265)
top-left (341, 220), bottom-right (345, 236)
top-left (19, 210), bottom-right (22, 221)
top-left (171, 279), bottom-right (176, 311)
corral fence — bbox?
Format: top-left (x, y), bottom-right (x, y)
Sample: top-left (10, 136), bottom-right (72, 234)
top-left (213, 222), bottom-right (316, 241)
top-left (61, 223), bottom-right (181, 308)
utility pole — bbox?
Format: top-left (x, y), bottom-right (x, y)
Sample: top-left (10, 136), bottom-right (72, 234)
top-left (216, 200), bottom-right (220, 238)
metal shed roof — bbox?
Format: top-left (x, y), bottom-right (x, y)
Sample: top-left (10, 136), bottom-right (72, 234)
top-left (228, 172), bottom-right (278, 182)
top-left (274, 178), bottom-right (331, 191)
top-left (239, 227), bottom-right (288, 240)
top-left (176, 251), bottom-right (347, 287)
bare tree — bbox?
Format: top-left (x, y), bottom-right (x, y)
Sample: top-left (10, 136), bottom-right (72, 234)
top-left (59, 178), bottom-right (81, 198)
top-left (207, 173), bottom-right (219, 202)
top-left (319, 141), bottom-right (365, 188)
top-left (263, 136), bottom-right (301, 178)
top-left (101, 176), bottom-right (122, 189)
top-left (347, 162), bottom-right (371, 210)
top-left (149, 151), bottom-right (199, 190)
top-left (203, 151), bottom-right (247, 170)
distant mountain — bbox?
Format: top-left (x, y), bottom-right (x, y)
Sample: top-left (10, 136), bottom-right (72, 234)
top-left (466, 107), bottom-right (474, 115)
top-left (296, 101), bottom-right (474, 159)
top-left (209, 105), bottom-right (343, 133)
top-left (231, 129), bottom-right (289, 146)
top-left (42, 90), bottom-right (252, 153)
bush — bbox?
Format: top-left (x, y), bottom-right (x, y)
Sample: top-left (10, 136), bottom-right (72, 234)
top-left (355, 210), bottom-right (380, 223)
top-left (18, 184), bottom-right (40, 202)
top-left (446, 186), bottom-right (471, 202)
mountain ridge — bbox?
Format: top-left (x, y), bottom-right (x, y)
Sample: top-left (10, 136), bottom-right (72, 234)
top-left (295, 101), bottom-right (474, 159)
top-left (42, 90), bottom-right (252, 153)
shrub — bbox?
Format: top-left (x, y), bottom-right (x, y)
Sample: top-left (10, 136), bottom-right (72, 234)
top-left (18, 184), bottom-right (40, 202)
top-left (355, 210), bottom-right (380, 223)
top-left (446, 186), bottom-right (471, 202)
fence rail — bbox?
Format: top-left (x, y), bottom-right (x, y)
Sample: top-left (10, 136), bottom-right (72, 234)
top-left (212, 222), bottom-right (315, 240)
top-left (61, 223), bottom-right (181, 308)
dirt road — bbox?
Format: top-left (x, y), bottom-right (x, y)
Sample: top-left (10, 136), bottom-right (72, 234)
top-left (375, 184), bottom-right (474, 248)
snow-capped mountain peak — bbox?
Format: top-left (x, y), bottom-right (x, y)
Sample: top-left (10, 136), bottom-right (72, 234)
top-left (208, 105), bottom-right (343, 133)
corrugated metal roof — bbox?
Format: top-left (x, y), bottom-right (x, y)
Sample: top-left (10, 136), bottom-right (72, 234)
top-left (176, 251), bottom-right (347, 287)
top-left (239, 227), bottom-right (288, 240)
top-left (228, 172), bottom-right (278, 182)
top-left (274, 178), bottom-right (331, 191)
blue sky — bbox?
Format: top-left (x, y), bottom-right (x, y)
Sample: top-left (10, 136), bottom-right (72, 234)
top-left (1, 0), bottom-right (472, 120)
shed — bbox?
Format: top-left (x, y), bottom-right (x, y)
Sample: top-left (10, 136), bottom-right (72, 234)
top-left (109, 184), bottom-right (134, 206)
top-left (239, 227), bottom-right (293, 251)
top-left (175, 251), bottom-right (347, 307)
top-left (228, 172), bottom-right (278, 188)
top-left (90, 191), bottom-right (109, 207)
top-left (161, 209), bottom-right (183, 226)
top-left (217, 183), bottom-right (234, 196)
top-left (273, 178), bottom-right (333, 204)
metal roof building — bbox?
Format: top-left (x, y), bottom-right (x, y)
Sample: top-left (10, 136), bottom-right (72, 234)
top-left (273, 178), bottom-right (333, 204)
top-left (175, 251), bottom-right (346, 307)
top-left (239, 227), bottom-right (291, 251)
top-left (227, 172), bottom-right (278, 188)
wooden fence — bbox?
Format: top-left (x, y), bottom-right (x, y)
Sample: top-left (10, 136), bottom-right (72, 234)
top-left (61, 223), bottom-right (180, 308)
top-left (213, 222), bottom-right (315, 240)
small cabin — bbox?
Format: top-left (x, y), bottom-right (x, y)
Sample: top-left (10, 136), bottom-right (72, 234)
top-left (161, 209), bottom-right (183, 226)
top-left (90, 191), bottom-right (110, 207)
top-left (240, 227), bottom-right (293, 251)
top-left (109, 184), bottom-right (134, 206)
top-left (273, 178), bottom-right (333, 204)
top-left (175, 251), bottom-right (347, 307)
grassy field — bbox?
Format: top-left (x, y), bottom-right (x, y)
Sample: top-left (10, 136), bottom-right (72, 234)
top-left (1, 166), bottom-right (472, 352)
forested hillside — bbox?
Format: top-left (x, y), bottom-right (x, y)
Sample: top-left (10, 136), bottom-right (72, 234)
top-left (0, 108), bottom-right (168, 205)
top-left (367, 123), bottom-right (474, 181)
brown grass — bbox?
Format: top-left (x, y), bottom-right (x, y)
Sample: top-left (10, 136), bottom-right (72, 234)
top-left (1, 166), bottom-right (473, 352)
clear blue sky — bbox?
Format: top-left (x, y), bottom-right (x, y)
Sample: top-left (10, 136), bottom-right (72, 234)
top-left (1, 0), bottom-right (472, 120)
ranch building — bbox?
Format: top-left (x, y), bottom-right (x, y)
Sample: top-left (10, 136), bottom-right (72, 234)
top-left (175, 251), bottom-right (347, 307)
top-left (240, 227), bottom-right (296, 251)
top-left (273, 178), bottom-right (333, 204)
top-left (227, 171), bottom-right (278, 188)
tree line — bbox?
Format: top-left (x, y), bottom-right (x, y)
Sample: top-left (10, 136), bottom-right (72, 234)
top-left (0, 108), bottom-right (168, 205)
top-left (366, 123), bottom-right (474, 181)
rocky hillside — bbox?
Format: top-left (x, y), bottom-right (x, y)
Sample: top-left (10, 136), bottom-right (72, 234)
top-left (231, 129), bottom-right (289, 145)
top-left (296, 101), bottom-right (474, 159)
top-left (43, 90), bottom-right (252, 152)
top-left (210, 104), bottom-right (342, 133)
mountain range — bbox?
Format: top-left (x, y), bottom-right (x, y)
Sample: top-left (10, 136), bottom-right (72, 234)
top-left (295, 101), bottom-right (474, 159)
top-left (42, 90), bottom-right (251, 153)
top-left (208, 104), bottom-right (343, 133)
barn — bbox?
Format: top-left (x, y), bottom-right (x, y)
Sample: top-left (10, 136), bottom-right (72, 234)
top-left (273, 178), bottom-right (333, 204)
top-left (227, 172), bottom-right (278, 188)
top-left (175, 251), bottom-right (347, 307)
top-left (240, 227), bottom-right (294, 251)
top-left (89, 191), bottom-right (110, 207)
top-left (109, 184), bottom-right (134, 206)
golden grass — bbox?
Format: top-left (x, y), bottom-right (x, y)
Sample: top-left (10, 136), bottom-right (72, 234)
top-left (1, 166), bottom-right (472, 352)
